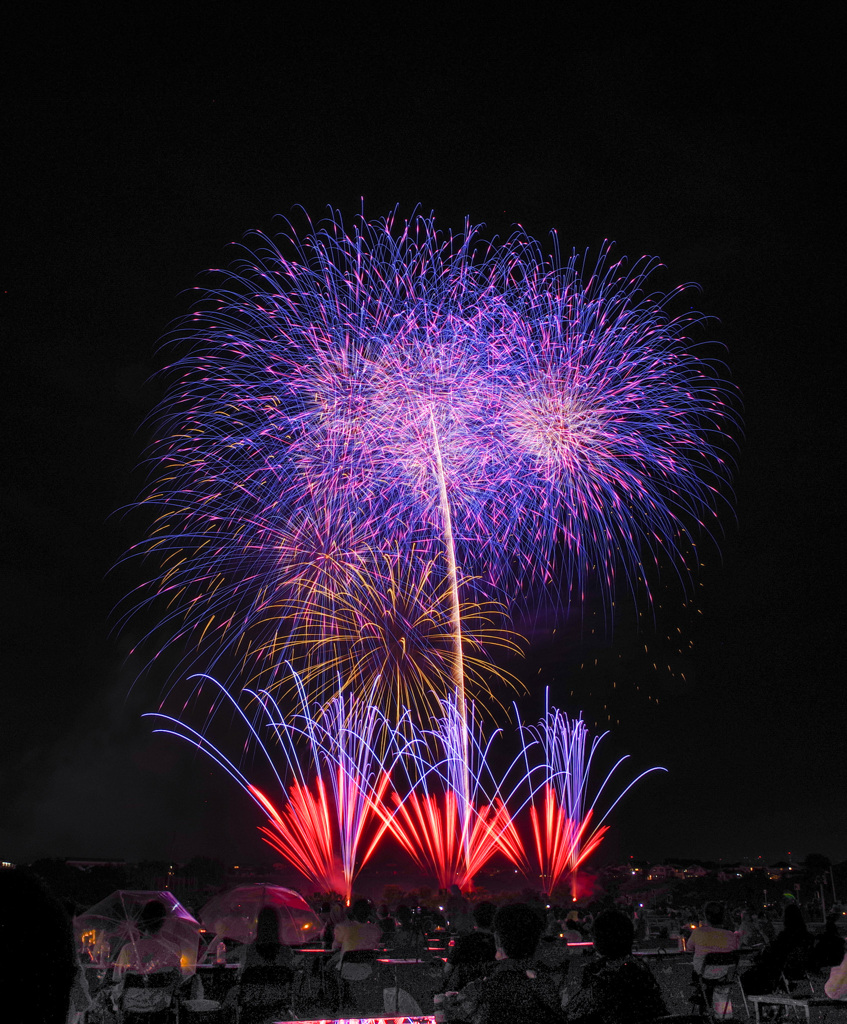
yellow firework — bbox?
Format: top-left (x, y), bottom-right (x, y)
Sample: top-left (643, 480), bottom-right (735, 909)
top-left (255, 547), bottom-right (523, 724)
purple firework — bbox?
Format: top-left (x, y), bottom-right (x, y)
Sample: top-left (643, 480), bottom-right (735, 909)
top-left (120, 208), bottom-right (738, 709)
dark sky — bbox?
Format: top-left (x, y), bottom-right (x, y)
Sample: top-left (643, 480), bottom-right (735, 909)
top-left (3, 10), bottom-right (843, 875)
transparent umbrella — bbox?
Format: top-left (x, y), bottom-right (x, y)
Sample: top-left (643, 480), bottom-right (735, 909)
top-left (199, 884), bottom-right (321, 946)
top-left (73, 890), bottom-right (201, 973)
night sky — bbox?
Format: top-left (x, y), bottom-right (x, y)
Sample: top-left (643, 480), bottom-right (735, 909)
top-left (3, 10), bottom-right (842, 873)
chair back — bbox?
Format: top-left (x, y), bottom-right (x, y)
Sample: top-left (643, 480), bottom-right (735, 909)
top-left (779, 967), bottom-right (815, 996)
top-left (340, 948), bottom-right (379, 963)
top-left (694, 952), bottom-right (742, 1021)
top-left (118, 969), bottom-right (181, 1021)
top-left (702, 951), bottom-right (740, 976)
top-left (339, 947), bottom-right (378, 980)
top-left (239, 964), bottom-right (293, 988)
top-left (236, 963), bottom-right (292, 1021)
top-left (123, 968), bottom-right (181, 989)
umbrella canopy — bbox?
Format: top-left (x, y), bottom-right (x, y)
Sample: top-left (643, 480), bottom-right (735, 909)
top-left (199, 884), bottom-right (321, 946)
top-left (73, 890), bottom-right (200, 972)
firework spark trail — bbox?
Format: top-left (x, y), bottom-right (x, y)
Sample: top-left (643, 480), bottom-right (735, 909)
top-left (120, 208), bottom-right (738, 713)
top-left (371, 696), bottom-right (530, 888)
top-left (148, 678), bottom-right (523, 891)
top-left (148, 676), bottom-right (663, 892)
top-left (517, 690), bottom-right (667, 896)
top-left (430, 412), bottom-right (471, 860)
top-left (250, 780), bottom-right (344, 895)
top-left (377, 788), bottom-right (523, 891)
top-left (145, 672), bottom-right (411, 901)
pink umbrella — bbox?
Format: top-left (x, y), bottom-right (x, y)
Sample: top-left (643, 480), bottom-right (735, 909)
top-left (199, 884), bottom-right (321, 946)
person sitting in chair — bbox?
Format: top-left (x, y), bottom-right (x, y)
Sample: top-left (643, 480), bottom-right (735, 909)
top-left (390, 905), bottom-right (421, 957)
top-left (825, 942), bottom-right (847, 1001)
top-left (239, 906), bottom-right (294, 971)
top-left (113, 900), bottom-right (183, 977)
top-left (564, 908), bottom-right (667, 1024)
top-left (112, 900), bottom-right (185, 1017)
top-left (741, 903), bottom-right (814, 995)
top-left (442, 901), bottom-right (497, 991)
top-left (450, 903), bottom-right (566, 1023)
top-left (230, 907), bottom-right (294, 1022)
top-left (0, 869), bottom-right (77, 1024)
top-left (687, 901), bottom-right (739, 1014)
top-left (812, 913), bottom-right (846, 971)
top-left (332, 899), bottom-right (382, 960)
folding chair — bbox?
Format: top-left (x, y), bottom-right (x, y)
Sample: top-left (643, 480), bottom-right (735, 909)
top-left (747, 991), bottom-right (847, 1022)
top-left (696, 951), bottom-right (742, 1021)
top-left (336, 948), bottom-right (381, 1010)
top-left (778, 968), bottom-right (817, 998)
top-left (234, 964), bottom-right (293, 1024)
top-left (338, 947), bottom-right (379, 975)
top-left (116, 969), bottom-right (182, 1024)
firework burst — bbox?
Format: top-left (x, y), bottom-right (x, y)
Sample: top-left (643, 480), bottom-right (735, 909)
top-left (121, 207), bottom-right (738, 714)
top-left (516, 691), bottom-right (667, 896)
top-left (254, 546), bottom-right (522, 722)
top-left (373, 696), bottom-right (529, 889)
top-left (500, 245), bottom-right (740, 612)
top-left (146, 673), bottom-right (411, 901)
